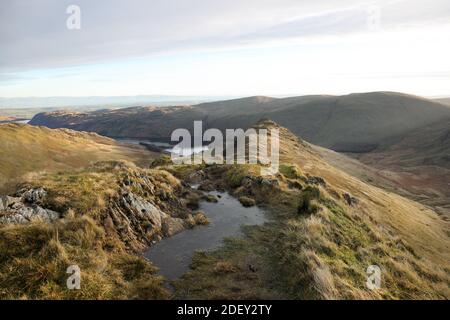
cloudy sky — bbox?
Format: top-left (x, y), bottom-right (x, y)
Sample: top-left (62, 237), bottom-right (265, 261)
top-left (1, 0), bottom-right (449, 97)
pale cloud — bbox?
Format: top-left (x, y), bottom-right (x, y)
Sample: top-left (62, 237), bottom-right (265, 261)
top-left (0, 0), bottom-right (449, 97)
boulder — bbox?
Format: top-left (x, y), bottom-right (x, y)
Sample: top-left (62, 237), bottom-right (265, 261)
top-left (239, 196), bottom-right (256, 207)
top-left (188, 170), bottom-right (206, 184)
top-left (162, 217), bottom-right (185, 236)
top-left (259, 178), bottom-right (279, 188)
top-left (121, 192), bottom-right (168, 229)
top-left (1, 189), bottom-right (59, 224)
top-left (202, 194), bottom-right (219, 203)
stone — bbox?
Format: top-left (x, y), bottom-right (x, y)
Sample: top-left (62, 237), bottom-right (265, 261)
top-left (238, 196), bottom-right (256, 207)
top-left (0, 196), bottom-right (21, 210)
top-left (162, 217), bottom-right (185, 237)
top-left (260, 178), bottom-right (279, 188)
top-left (0, 203), bottom-right (60, 224)
top-left (306, 176), bottom-right (326, 186)
top-left (202, 194), bottom-right (218, 203)
top-left (21, 188), bottom-right (47, 204)
top-left (198, 181), bottom-right (215, 192)
top-left (121, 192), bottom-right (167, 229)
top-left (188, 170), bottom-right (206, 184)
top-left (343, 193), bottom-right (359, 206)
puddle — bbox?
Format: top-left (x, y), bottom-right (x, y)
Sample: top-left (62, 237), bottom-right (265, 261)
top-left (144, 191), bottom-right (266, 280)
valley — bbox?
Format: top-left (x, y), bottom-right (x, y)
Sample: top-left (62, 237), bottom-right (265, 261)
top-left (2, 0), bottom-right (449, 304)
top-left (0, 118), bottom-right (449, 299)
top-left (28, 92), bottom-right (450, 216)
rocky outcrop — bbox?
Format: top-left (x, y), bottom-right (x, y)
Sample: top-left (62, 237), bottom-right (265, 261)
top-left (0, 189), bottom-right (60, 224)
top-left (0, 165), bottom-right (207, 251)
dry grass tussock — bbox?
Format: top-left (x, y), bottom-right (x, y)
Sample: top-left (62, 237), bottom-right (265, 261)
top-left (0, 215), bottom-right (169, 299)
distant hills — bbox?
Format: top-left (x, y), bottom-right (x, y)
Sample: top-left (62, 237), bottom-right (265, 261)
top-left (30, 91), bottom-right (450, 153)
top-left (0, 95), bottom-right (232, 109)
top-left (29, 91), bottom-right (450, 215)
top-left (435, 98), bottom-right (450, 106)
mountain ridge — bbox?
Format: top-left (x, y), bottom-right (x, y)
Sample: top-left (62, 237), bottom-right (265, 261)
top-left (30, 91), bottom-right (450, 150)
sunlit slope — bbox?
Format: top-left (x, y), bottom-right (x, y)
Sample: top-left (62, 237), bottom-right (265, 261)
top-left (175, 120), bottom-right (450, 299)
top-left (273, 121), bottom-right (450, 268)
top-left (0, 124), bottom-right (153, 191)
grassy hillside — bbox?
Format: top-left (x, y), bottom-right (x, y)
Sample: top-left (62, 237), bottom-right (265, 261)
top-left (169, 121), bottom-right (450, 299)
top-left (0, 124), bottom-right (154, 193)
top-left (1, 120), bottom-right (449, 299)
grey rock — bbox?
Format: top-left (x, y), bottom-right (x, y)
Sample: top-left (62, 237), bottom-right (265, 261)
top-left (306, 176), bottom-right (326, 186)
top-left (21, 187), bottom-right (48, 204)
top-left (188, 170), bottom-right (206, 184)
top-left (0, 196), bottom-right (21, 210)
top-left (259, 177), bottom-right (279, 187)
top-left (121, 192), bottom-right (168, 229)
top-left (0, 202), bottom-right (60, 224)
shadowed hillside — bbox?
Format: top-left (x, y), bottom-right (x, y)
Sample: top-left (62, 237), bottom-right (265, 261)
top-left (30, 92), bottom-right (450, 152)
top-left (435, 98), bottom-right (450, 106)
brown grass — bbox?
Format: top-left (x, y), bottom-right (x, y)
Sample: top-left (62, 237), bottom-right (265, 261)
top-left (174, 122), bottom-right (450, 299)
top-left (0, 124), bottom-right (154, 194)
top-left (0, 215), bottom-right (169, 299)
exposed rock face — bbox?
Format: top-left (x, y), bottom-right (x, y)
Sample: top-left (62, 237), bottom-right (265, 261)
top-left (0, 165), bottom-right (206, 251)
top-left (104, 184), bottom-right (198, 250)
top-left (188, 170), bottom-right (207, 184)
top-left (121, 192), bottom-right (168, 230)
top-left (106, 190), bottom-right (173, 250)
top-left (0, 189), bottom-right (60, 224)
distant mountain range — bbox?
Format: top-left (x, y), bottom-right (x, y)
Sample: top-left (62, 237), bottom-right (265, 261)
top-left (435, 98), bottom-right (450, 106)
top-left (29, 91), bottom-right (450, 215)
top-left (30, 91), bottom-right (450, 153)
top-left (0, 95), bottom-right (235, 109)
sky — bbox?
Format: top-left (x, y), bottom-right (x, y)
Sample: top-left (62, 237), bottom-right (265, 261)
top-left (1, 0), bottom-right (450, 98)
